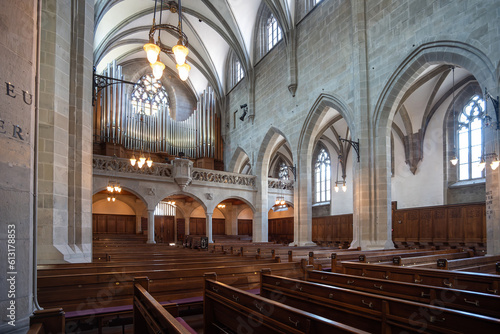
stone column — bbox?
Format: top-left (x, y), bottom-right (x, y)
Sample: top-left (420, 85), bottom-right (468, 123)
top-left (147, 210), bottom-right (155, 244)
top-left (0, 1), bottom-right (37, 331)
top-left (37, 0), bottom-right (94, 263)
top-left (206, 212), bottom-right (213, 243)
top-left (486, 123), bottom-right (500, 255)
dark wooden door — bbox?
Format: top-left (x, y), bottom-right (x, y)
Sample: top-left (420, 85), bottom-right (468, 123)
top-left (238, 219), bottom-right (252, 235)
top-left (213, 218), bottom-right (225, 235)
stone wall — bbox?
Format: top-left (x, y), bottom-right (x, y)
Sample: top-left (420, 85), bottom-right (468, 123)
top-left (223, 0), bottom-right (500, 248)
top-left (0, 1), bottom-right (37, 331)
top-left (37, 0), bottom-right (94, 264)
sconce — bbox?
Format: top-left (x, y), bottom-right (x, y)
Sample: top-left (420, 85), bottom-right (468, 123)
top-left (240, 103), bottom-right (248, 121)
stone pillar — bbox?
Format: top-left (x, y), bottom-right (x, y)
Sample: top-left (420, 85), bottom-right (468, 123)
top-left (37, 0), bottom-right (94, 263)
top-left (147, 210), bottom-right (155, 244)
top-left (486, 123), bottom-right (500, 255)
top-left (206, 212), bottom-right (213, 243)
top-left (185, 217), bottom-right (190, 235)
top-left (135, 214), bottom-right (142, 234)
top-left (350, 0), bottom-right (392, 251)
top-left (0, 1), bottom-right (37, 331)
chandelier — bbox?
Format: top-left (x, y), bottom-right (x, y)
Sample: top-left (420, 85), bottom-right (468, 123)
top-left (144, 0), bottom-right (190, 81)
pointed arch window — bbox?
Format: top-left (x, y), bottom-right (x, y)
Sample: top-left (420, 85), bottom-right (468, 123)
top-left (235, 60), bottom-right (244, 83)
top-left (267, 14), bottom-right (282, 51)
top-left (315, 148), bottom-right (331, 203)
top-left (131, 74), bottom-right (169, 116)
top-left (457, 95), bottom-right (485, 180)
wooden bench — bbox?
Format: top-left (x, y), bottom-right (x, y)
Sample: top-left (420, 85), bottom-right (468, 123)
top-left (305, 269), bottom-right (500, 318)
top-left (260, 271), bottom-right (500, 333)
top-left (28, 308), bottom-right (65, 334)
top-left (38, 259), bottom-right (303, 311)
top-left (133, 276), bottom-right (195, 334)
top-left (203, 273), bottom-right (367, 334)
top-left (341, 261), bottom-right (500, 295)
top-left (421, 254), bottom-right (500, 271)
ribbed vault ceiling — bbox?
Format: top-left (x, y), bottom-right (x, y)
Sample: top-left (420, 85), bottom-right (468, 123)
top-left (94, 0), bottom-right (296, 99)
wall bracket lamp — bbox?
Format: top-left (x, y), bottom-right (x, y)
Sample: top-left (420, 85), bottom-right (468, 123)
top-left (338, 136), bottom-right (360, 162)
top-left (239, 104), bottom-right (248, 121)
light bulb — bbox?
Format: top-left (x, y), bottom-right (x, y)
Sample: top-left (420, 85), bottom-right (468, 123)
top-left (143, 43), bottom-right (160, 64)
top-left (114, 185), bottom-right (121, 193)
top-left (137, 160), bottom-right (144, 168)
top-left (334, 185), bottom-right (339, 193)
top-left (112, 196), bottom-right (116, 202)
top-left (107, 185), bottom-right (113, 192)
top-left (450, 157), bottom-right (458, 166)
top-left (146, 156), bottom-right (153, 167)
top-left (491, 159), bottom-right (500, 170)
top-left (172, 43), bottom-right (188, 65)
top-left (280, 200), bottom-right (285, 205)
top-left (176, 63), bottom-right (191, 81)
top-left (130, 155), bottom-right (137, 166)
top-left (478, 158), bottom-right (486, 171)
top-left (151, 61), bottom-right (165, 80)
top-left (139, 155), bottom-right (146, 164)
top-left (342, 183), bottom-right (347, 192)
top-left (107, 196), bottom-right (111, 202)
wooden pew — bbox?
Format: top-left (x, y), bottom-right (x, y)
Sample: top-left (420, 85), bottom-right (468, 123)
top-left (260, 271), bottom-right (500, 333)
top-left (133, 277), bottom-right (194, 334)
top-left (341, 262), bottom-right (500, 295)
top-left (28, 308), bottom-right (65, 334)
top-left (419, 254), bottom-right (500, 271)
top-left (203, 273), bottom-right (367, 334)
top-left (38, 260), bottom-right (303, 311)
top-left (305, 269), bottom-right (500, 318)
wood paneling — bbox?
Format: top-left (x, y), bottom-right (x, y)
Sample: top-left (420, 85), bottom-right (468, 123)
top-left (312, 214), bottom-right (353, 245)
top-left (238, 219), bottom-right (252, 236)
top-left (213, 218), bottom-right (225, 235)
top-left (92, 214), bottom-right (136, 234)
top-left (391, 202), bottom-right (486, 246)
top-left (268, 218), bottom-right (294, 244)
top-left (177, 218), bottom-right (185, 241)
top-left (154, 216), bottom-right (175, 243)
top-left (190, 218), bottom-right (206, 235)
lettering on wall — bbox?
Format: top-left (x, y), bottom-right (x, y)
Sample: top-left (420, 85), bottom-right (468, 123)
top-left (486, 190), bottom-right (493, 220)
top-left (1, 82), bottom-right (31, 141)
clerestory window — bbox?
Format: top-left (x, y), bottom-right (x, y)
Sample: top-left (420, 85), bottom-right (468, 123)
top-left (457, 95), bottom-right (485, 180)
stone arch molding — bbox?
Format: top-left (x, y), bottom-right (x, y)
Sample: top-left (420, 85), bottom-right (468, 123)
top-left (294, 93), bottom-right (355, 246)
top-left (374, 40), bottom-right (497, 131)
top-left (228, 146), bottom-right (252, 174)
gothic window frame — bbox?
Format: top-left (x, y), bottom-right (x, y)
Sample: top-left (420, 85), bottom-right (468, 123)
top-left (131, 74), bottom-right (169, 116)
top-left (457, 94), bottom-right (485, 181)
top-left (253, 4), bottom-right (284, 61)
top-left (266, 13), bottom-right (282, 51)
top-left (314, 144), bottom-right (331, 204)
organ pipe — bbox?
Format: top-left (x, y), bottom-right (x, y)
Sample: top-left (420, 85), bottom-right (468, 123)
top-left (94, 61), bottom-right (220, 160)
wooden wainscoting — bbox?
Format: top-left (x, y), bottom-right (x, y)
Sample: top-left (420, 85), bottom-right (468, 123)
top-left (312, 214), bottom-right (353, 247)
top-left (392, 202), bottom-right (486, 249)
top-left (268, 218), bottom-right (294, 244)
top-left (92, 214), bottom-right (136, 234)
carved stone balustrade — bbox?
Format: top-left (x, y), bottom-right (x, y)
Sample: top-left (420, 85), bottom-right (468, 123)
top-left (268, 178), bottom-right (294, 190)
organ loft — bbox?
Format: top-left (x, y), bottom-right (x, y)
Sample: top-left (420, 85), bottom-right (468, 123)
top-left (1, 0), bottom-right (500, 333)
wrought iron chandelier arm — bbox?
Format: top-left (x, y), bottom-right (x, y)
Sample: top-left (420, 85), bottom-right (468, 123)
top-left (92, 69), bottom-right (143, 106)
top-left (149, 24), bottom-right (189, 50)
top-left (338, 136), bottom-right (360, 162)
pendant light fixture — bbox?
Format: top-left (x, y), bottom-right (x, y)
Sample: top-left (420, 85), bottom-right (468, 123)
top-left (144, 0), bottom-right (190, 81)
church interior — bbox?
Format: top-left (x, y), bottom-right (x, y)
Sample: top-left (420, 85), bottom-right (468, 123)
top-left (1, 0), bottom-right (500, 333)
